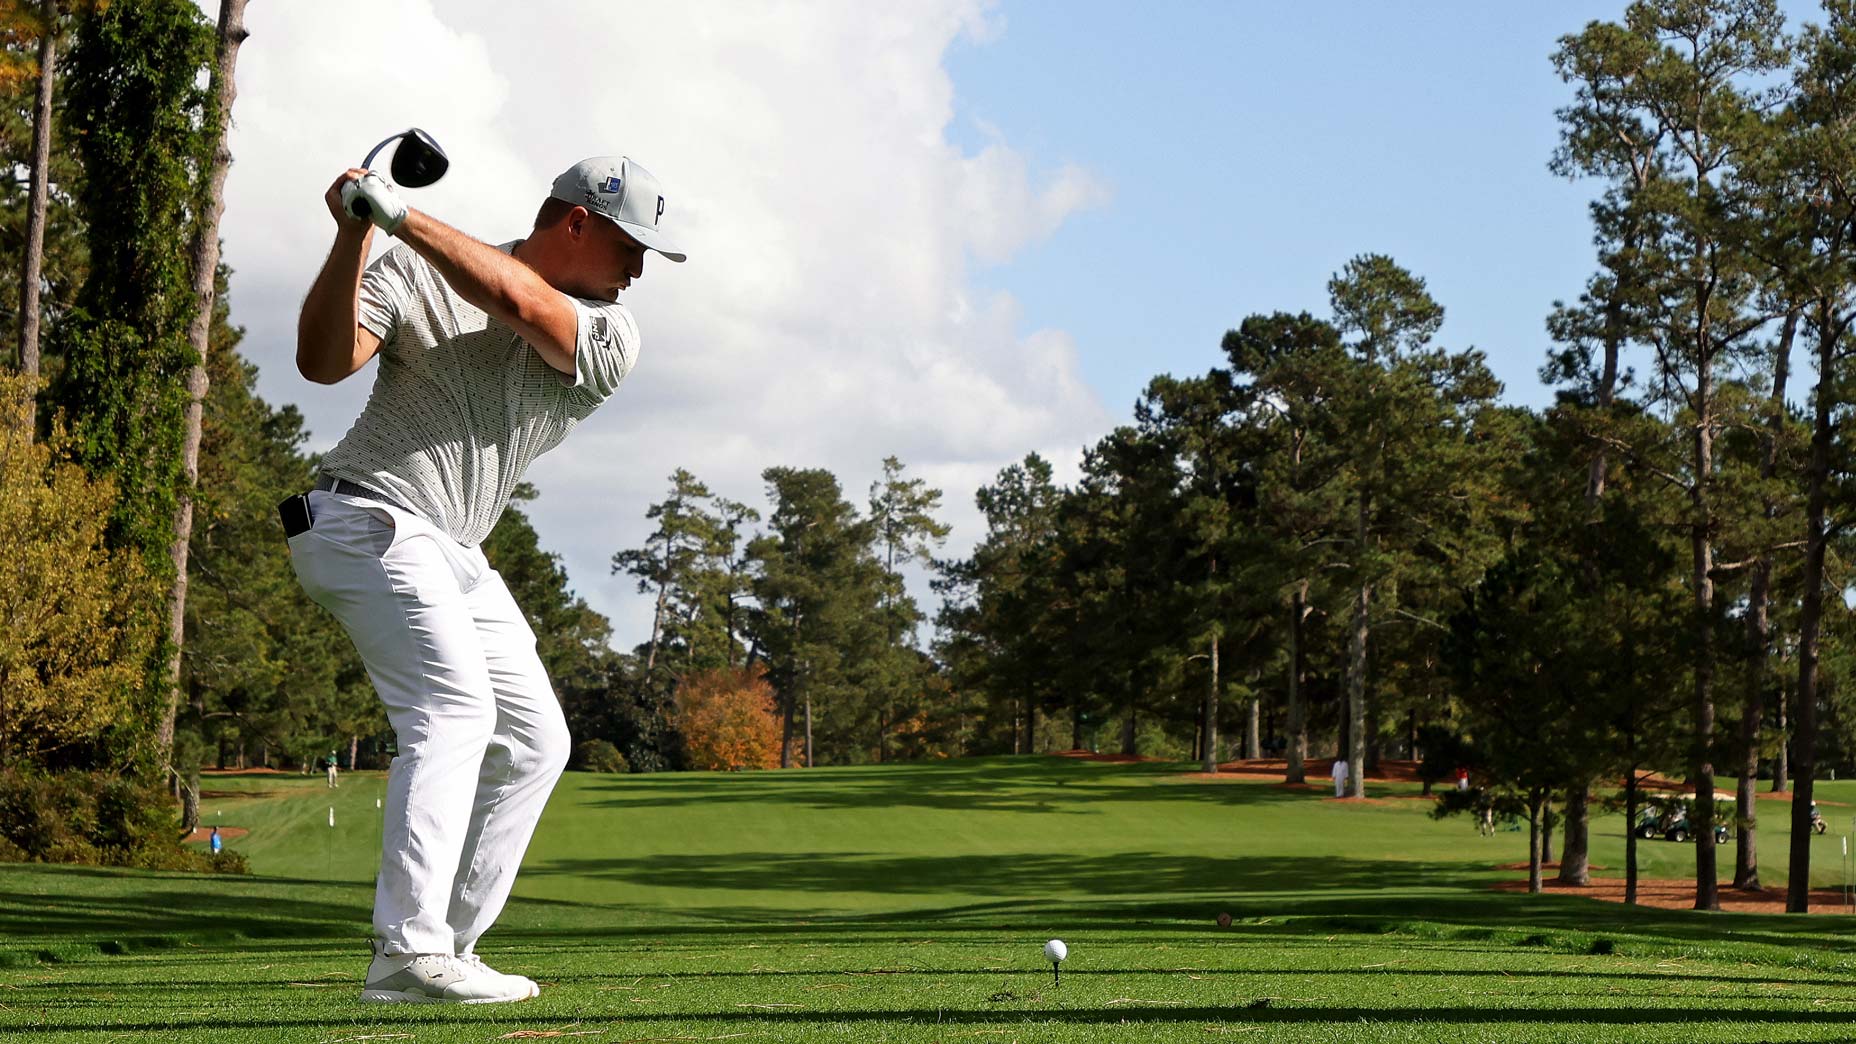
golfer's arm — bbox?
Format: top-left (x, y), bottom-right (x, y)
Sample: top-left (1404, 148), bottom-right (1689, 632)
top-left (393, 210), bottom-right (577, 375)
top-left (297, 225), bottom-right (383, 385)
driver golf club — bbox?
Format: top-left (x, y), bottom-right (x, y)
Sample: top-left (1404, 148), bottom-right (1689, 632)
top-left (343, 127), bottom-right (449, 221)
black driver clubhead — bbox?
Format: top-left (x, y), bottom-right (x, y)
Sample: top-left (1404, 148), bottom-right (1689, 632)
top-left (352, 128), bottom-right (449, 219)
top-left (389, 128), bottom-right (449, 188)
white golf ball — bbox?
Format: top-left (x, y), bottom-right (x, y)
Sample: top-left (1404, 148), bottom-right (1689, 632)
top-left (1043, 939), bottom-right (1067, 962)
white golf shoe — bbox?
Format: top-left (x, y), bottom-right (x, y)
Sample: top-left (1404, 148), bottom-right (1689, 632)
top-left (461, 951), bottom-right (541, 999)
top-left (360, 946), bottom-right (537, 1004)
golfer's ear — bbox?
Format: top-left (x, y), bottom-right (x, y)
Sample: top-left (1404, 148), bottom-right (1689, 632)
top-left (566, 207), bottom-right (591, 240)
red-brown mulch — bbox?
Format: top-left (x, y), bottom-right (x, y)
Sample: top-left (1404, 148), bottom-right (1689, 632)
top-left (181, 826), bottom-right (249, 844)
top-left (1180, 758), bottom-right (1422, 784)
top-left (1492, 874), bottom-right (1855, 914)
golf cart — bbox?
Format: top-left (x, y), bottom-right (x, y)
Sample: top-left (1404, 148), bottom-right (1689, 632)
top-left (1634, 801), bottom-right (1728, 845)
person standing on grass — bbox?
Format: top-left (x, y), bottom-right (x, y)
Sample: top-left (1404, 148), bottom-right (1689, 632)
top-left (1331, 757), bottom-right (1349, 798)
top-left (326, 749), bottom-right (340, 789)
top-left (283, 155), bottom-right (685, 1005)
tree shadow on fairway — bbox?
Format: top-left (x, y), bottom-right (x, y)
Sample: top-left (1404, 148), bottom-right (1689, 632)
top-left (0, 864), bottom-right (372, 950)
top-left (530, 850), bottom-right (1497, 900)
top-left (14, 1002), bottom-right (1856, 1038)
top-left (579, 755), bottom-right (1255, 815)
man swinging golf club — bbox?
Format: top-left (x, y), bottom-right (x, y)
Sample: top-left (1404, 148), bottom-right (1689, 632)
top-left (284, 139), bottom-right (685, 1004)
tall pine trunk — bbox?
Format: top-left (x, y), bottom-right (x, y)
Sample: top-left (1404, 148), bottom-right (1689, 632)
top-left (1246, 697), bottom-right (1260, 760)
top-left (1286, 585), bottom-right (1307, 783)
top-left (159, 0), bottom-right (247, 757)
top-left (1773, 683), bottom-right (1789, 793)
top-left (1527, 791), bottom-right (1544, 895)
top-left (1557, 788), bottom-right (1590, 885)
top-left (1346, 495), bottom-right (1370, 799)
top-left (1690, 358), bottom-right (1719, 912)
top-left (1200, 630), bottom-right (1219, 773)
top-left (1788, 302), bottom-right (1839, 913)
top-left (1625, 767), bottom-right (1640, 905)
top-left (1735, 310), bottom-right (1794, 889)
top-left (1566, 233), bottom-right (1633, 883)
top-left (779, 687), bottom-right (796, 768)
top-left (15, 0), bottom-right (56, 433)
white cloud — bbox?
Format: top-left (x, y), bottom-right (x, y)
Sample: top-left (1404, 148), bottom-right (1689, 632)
top-left (213, 0), bottom-right (1110, 649)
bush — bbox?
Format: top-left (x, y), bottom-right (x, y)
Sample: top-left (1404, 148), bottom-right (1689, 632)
top-left (0, 767), bottom-right (246, 873)
top-left (673, 668), bottom-right (781, 771)
top-left (0, 375), bottom-right (158, 768)
top-left (574, 738), bottom-right (629, 774)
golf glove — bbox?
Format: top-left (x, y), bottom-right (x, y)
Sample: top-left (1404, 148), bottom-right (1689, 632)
top-left (341, 173), bottom-right (408, 234)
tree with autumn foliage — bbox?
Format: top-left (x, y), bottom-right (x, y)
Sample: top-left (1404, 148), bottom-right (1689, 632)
top-left (0, 374), bottom-right (156, 768)
top-left (674, 667), bottom-right (782, 771)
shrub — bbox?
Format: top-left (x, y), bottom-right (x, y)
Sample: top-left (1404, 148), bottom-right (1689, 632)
top-left (0, 767), bottom-right (246, 873)
top-left (574, 738), bottom-right (630, 774)
top-left (0, 375), bottom-right (158, 767)
top-left (673, 668), bottom-right (781, 771)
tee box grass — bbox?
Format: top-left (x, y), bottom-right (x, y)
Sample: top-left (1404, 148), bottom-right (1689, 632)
top-left (7, 756), bottom-right (1856, 1042)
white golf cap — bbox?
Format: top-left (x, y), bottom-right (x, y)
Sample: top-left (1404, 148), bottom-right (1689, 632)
top-left (550, 155), bottom-right (686, 262)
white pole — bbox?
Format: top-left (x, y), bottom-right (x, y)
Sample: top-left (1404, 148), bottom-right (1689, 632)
top-left (1843, 833), bottom-right (1851, 914)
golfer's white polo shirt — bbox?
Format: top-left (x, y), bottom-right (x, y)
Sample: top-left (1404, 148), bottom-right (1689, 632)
top-left (317, 241), bottom-right (639, 546)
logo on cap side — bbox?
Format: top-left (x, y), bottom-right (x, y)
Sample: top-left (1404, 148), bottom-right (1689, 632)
top-left (655, 196), bottom-right (665, 225)
top-left (601, 176), bottom-right (622, 193)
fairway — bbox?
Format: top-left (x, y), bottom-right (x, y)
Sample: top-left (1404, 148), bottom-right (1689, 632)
top-left (9, 756), bottom-right (1856, 1042)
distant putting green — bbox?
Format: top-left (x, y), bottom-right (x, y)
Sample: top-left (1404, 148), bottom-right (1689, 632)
top-left (8, 756), bottom-right (1856, 1042)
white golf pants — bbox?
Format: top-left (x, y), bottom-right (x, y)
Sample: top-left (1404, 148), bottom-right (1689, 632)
top-left (288, 490), bottom-right (570, 956)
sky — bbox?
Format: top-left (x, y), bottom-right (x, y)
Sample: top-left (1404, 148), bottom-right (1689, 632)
top-left (207, 0), bottom-right (1757, 651)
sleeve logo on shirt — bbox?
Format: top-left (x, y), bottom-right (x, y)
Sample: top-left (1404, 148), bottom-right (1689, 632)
top-left (592, 316), bottom-right (612, 345)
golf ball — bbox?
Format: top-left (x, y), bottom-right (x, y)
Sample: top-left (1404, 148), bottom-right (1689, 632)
top-left (1043, 939), bottom-right (1067, 962)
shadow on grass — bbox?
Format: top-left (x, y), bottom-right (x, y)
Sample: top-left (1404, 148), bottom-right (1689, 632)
top-left (0, 865), bottom-right (372, 945)
top-left (575, 755), bottom-right (1299, 815)
top-left (526, 850), bottom-right (1481, 898)
top-left (9, 847), bottom-right (1852, 968)
top-left (12, 1004), bottom-right (1856, 1036)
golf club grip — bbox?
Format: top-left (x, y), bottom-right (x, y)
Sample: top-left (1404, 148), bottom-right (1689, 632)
top-left (352, 198), bottom-right (373, 218)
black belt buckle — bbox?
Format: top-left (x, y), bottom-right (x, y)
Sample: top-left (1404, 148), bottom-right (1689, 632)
top-left (278, 492), bottom-right (314, 538)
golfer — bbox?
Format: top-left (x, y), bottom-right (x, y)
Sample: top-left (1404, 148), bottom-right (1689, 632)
top-left (284, 155), bottom-right (684, 1004)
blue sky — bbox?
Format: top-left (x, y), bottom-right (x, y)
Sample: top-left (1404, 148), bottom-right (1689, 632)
top-left (943, 1), bottom-right (1689, 418)
top-left (220, 1), bottom-right (1818, 648)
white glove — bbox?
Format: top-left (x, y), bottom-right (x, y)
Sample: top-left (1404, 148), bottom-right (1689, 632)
top-left (340, 173), bottom-right (408, 234)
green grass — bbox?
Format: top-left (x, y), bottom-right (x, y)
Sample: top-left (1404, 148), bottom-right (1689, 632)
top-left (9, 757), bottom-right (1856, 1042)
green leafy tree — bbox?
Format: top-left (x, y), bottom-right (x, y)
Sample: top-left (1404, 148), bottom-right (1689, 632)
top-left (45, 0), bottom-right (213, 773)
top-left (0, 373), bottom-right (154, 767)
top-left (1768, 3), bottom-right (1856, 910)
top-left (935, 455), bottom-right (1069, 754)
top-left (1222, 312), bottom-right (1354, 782)
top-left (614, 469), bottom-right (720, 675)
top-left (1325, 255), bottom-right (1514, 796)
top-left (747, 467), bottom-right (885, 766)
top-left (866, 456), bottom-right (949, 760)
top-left (1551, 0), bottom-right (1789, 910)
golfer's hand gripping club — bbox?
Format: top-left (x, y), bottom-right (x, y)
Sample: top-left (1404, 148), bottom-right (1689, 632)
top-left (341, 172), bottom-right (408, 234)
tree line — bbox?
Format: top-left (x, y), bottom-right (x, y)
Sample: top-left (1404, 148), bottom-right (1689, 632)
top-left (11, 0), bottom-right (1856, 918)
top-left (930, 0), bottom-right (1856, 915)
